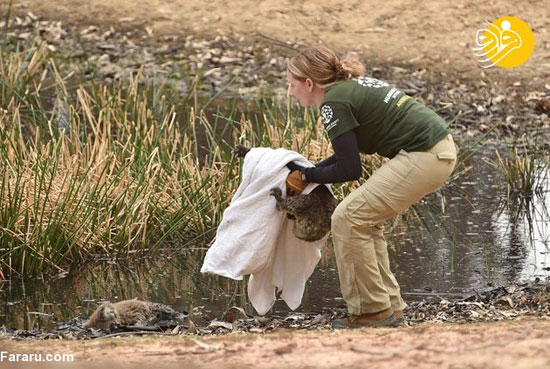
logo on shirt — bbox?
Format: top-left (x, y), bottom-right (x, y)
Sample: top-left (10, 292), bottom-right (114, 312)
top-left (472, 16), bottom-right (534, 68)
top-left (321, 105), bottom-right (333, 125)
top-left (355, 77), bottom-right (389, 88)
top-left (383, 87), bottom-right (401, 103)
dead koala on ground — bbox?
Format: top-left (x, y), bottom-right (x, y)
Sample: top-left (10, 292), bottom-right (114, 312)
top-left (233, 145), bottom-right (338, 242)
top-left (85, 298), bottom-right (187, 330)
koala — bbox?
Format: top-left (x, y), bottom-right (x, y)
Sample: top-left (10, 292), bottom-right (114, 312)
top-left (269, 186), bottom-right (337, 242)
top-left (85, 298), bottom-right (186, 330)
top-left (233, 145), bottom-right (338, 242)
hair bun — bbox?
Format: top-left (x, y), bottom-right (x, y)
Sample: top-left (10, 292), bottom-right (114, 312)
top-left (334, 61), bottom-right (345, 79)
top-left (288, 46), bottom-right (365, 87)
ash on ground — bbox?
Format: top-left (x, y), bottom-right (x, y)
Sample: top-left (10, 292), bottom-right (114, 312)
top-left (1, 282), bottom-right (548, 340)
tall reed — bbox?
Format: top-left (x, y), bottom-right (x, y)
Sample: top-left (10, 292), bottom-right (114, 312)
top-left (495, 137), bottom-right (550, 200)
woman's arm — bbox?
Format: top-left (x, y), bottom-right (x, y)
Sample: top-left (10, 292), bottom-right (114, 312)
top-left (314, 154), bottom-right (337, 168)
top-left (303, 129), bottom-right (362, 184)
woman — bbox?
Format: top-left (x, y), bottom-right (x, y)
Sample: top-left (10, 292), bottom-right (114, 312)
top-left (285, 46), bottom-right (457, 328)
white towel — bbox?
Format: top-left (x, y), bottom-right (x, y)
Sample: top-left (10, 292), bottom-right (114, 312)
top-left (200, 147), bottom-right (330, 315)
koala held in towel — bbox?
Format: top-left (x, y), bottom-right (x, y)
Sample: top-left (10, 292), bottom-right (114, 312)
top-left (233, 145), bottom-right (338, 242)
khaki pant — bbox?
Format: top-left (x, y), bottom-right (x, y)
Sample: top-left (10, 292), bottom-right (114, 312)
top-left (331, 134), bottom-right (457, 315)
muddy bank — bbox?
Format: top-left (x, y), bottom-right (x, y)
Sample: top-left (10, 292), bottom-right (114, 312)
top-left (1, 283), bottom-right (549, 368)
top-left (1, 282), bottom-right (548, 340)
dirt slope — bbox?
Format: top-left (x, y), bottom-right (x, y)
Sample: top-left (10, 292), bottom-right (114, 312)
top-left (4, 0), bottom-right (550, 80)
top-left (2, 318), bottom-right (550, 369)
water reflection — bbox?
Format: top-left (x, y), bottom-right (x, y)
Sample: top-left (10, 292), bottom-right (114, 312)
top-left (1, 149), bottom-right (549, 329)
top-left (493, 175), bottom-right (550, 281)
top-left (391, 148), bottom-right (550, 296)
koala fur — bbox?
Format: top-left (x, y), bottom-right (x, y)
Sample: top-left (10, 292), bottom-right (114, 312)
top-left (85, 299), bottom-right (185, 330)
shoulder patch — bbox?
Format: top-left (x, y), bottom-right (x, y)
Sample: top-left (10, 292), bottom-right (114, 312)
top-left (355, 77), bottom-right (389, 88)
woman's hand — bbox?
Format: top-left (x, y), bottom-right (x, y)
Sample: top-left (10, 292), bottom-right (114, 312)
top-left (286, 161), bottom-right (305, 172)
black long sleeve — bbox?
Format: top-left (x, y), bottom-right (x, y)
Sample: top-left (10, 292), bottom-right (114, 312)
top-left (315, 154), bottom-right (337, 167)
top-left (303, 129), bottom-right (362, 184)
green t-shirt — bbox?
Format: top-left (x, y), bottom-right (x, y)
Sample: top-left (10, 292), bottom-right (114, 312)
top-left (320, 77), bottom-right (449, 158)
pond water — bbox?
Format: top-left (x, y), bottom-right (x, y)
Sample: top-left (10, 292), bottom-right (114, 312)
top-left (1, 145), bottom-right (549, 330)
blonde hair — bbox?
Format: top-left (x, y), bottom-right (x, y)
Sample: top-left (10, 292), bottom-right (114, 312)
top-left (287, 46), bottom-right (365, 88)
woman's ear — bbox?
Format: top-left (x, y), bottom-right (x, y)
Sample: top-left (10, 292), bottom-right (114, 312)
top-left (305, 78), bottom-right (314, 91)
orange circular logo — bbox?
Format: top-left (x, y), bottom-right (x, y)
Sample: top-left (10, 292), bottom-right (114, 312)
top-left (473, 16), bottom-right (535, 68)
